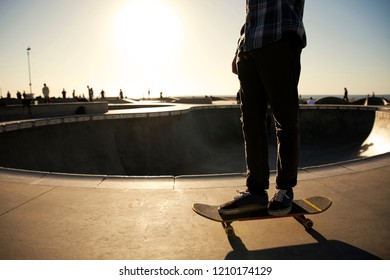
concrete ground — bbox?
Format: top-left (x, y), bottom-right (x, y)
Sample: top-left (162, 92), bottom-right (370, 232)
top-left (0, 154), bottom-right (389, 260)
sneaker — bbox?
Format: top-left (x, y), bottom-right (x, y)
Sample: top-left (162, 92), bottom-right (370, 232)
top-left (268, 189), bottom-right (294, 216)
top-left (218, 190), bottom-right (268, 215)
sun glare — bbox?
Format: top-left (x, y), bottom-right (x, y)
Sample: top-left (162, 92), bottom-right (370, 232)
top-left (113, 0), bottom-right (181, 69)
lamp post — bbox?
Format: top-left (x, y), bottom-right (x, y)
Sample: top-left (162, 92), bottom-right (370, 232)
top-left (27, 47), bottom-right (32, 94)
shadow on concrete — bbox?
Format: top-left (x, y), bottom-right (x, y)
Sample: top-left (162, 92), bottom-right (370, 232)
top-left (225, 229), bottom-right (381, 260)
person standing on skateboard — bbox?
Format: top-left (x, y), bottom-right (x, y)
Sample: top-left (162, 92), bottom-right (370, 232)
top-left (218, 0), bottom-right (306, 216)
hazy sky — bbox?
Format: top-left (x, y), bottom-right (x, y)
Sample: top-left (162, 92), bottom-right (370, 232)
top-left (0, 0), bottom-right (389, 98)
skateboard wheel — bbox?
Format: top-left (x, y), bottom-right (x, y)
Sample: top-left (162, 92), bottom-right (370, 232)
top-left (303, 219), bottom-right (313, 229)
top-left (225, 225), bottom-right (235, 236)
top-left (294, 215), bottom-right (313, 229)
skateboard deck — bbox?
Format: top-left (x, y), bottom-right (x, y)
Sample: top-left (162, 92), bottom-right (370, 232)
top-left (192, 196), bottom-right (332, 235)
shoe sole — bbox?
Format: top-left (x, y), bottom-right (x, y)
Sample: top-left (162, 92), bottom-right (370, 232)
top-left (218, 204), bottom-right (267, 216)
top-left (267, 205), bottom-right (292, 216)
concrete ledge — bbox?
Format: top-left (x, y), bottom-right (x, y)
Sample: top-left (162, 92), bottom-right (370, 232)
top-left (0, 103), bottom-right (237, 133)
top-left (0, 167), bottom-right (48, 184)
top-left (98, 176), bottom-right (174, 190)
top-left (175, 173), bottom-right (247, 189)
top-left (0, 102), bottom-right (108, 121)
top-left (0, 103), bottom-right (382, 135)
top-left (1, 153), bottom-right (389, 189)
top-left (298, 153), bottom-right (390, 181)
top-left (30, 173), bottom-right (104, 188)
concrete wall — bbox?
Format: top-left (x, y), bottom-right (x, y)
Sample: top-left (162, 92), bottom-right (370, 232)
top-left (0, 106), bottom-right (244, 176)
top-left (0, 105), bottom-right (386, 176)
top-left (0, 102), bottom-right (108, 121)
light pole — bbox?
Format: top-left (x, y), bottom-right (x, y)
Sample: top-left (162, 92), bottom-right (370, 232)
top-left (27, 47), bottom-right (32, 94)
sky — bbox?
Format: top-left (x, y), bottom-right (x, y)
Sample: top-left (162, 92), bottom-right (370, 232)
top-left (0, 0), bottom-right (389, 99)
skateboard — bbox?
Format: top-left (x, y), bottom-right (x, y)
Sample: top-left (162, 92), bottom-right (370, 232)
top-left (192, 196), bottom-right (332, 236)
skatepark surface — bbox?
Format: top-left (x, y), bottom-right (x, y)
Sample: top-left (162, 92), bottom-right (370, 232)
top-left (0, 101), bottom-right (389, 259)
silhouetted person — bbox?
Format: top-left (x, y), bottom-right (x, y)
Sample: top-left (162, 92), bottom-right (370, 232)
top-left (87, 86), bottom-right (94, 101)
top-left (219, 0), bottom-right (306, 217)
top-left (307, 97), bottom-right (315, 105)
top-left (62, 88), bottom-right (66, 99)
top-left (42, 83), bottom-right (50, 103)
top-left (343, 87), bottom-right (349, 102)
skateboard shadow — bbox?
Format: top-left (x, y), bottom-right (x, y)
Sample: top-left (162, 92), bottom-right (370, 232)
top-left (225, 228), bottom-right (381, 260)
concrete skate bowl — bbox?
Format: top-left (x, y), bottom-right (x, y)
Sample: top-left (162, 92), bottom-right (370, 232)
top-left (0, 105), bottom-right (389, 176)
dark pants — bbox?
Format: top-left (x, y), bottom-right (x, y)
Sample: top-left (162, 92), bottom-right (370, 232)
top-left (237, 33), bottom-right (302, 195)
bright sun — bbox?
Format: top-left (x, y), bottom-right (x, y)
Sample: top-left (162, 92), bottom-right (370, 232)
top-left (113, 0), bottom-right (181, 70)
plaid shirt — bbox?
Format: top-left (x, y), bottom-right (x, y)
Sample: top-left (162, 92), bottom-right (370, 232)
top-left (238, 0), bottom-right (307, 52)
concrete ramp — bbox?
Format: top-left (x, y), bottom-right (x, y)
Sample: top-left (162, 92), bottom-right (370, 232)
top-left (361, 110), bottom-right (390, 157)
top-left (0, 105), bottom-right (388, 176)
top-left (0, 107), bottom-right (246, 176)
